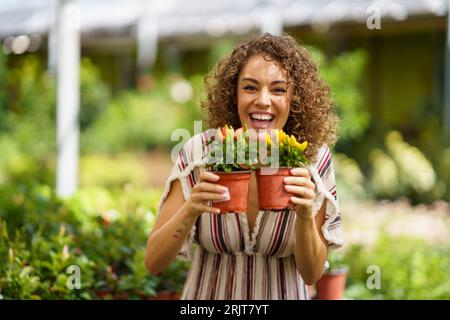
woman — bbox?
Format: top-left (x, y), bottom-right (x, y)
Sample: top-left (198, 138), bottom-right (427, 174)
top-left (145, 33), bottom-right (344, 300)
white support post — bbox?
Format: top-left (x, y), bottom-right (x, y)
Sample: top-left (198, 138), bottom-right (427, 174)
top-left (137, 16), bottom-right (158, 75)
top-left (47, 0), bottom-right (57, 72)
top-left (260, 5), bottom-right (283, 36)
top-left (56, 0), bottom-right (80, 197)
top-left (137, 0), bottom-right (158, 75)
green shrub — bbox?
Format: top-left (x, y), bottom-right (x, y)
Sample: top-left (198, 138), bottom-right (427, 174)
top-left (0, 55), bottom-right (111, 186)
top-left (309, 47), bottom-right (369, 142)
top-left (81, 86), bottom-right (196, 154)
top-left (79, 58), bottom-right (111, 130)
top-left (368, 131), bottom-right (437, 203)
top-left (0, 183), bottom-right (185, 300)
top-left (343, 234), bottom-right (450, 300)
top-left (79, 153), bottom-right (149, 188)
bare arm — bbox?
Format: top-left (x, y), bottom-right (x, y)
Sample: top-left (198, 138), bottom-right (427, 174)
top-left (145, 171), bottom-right (229, 275)
top-left (284, 168), bottom-right (329, 285)
top-left (294, 200), bottom-right (328, 285)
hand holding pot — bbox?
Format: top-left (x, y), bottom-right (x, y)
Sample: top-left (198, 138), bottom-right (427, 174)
top-left (283, 168), bottom-right (316, 219)
top-left (186, 171), bottom-right (229, 217)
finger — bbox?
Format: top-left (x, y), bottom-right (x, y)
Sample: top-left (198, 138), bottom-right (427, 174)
top-left (290, 168), bottom-right (310, 178)
top-left (199, 171), bottom-right (220, 182)
top-left (284, 185), bottom-right (316, 199)
top-left (193, 203), bottom-right (220, 214)
top-left (192, 192), bottom-right (230, 203)
top-left (194, 182), bottom-right (228, 194)
top-left (290, 196), bottom-right (313, 207)
top-left (283, 177), bottom-right (315, 189)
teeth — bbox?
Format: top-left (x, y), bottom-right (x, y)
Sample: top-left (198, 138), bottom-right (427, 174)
top-left (250, 113), bottom-right (274, 121)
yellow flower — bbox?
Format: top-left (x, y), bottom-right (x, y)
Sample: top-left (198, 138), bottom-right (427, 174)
top-left (265, 134), bottom-right (272, 146)
top-left (279, 130), bottom-right (287, 144)
top-left (288, 135), bottom-right (298, 147)
top-left (297, 141), bottom-right (308, 151)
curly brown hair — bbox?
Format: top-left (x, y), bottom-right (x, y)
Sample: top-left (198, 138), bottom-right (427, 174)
top-left (202, 33), bottom-right (338, 162)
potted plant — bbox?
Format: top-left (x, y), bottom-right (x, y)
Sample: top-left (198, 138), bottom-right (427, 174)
top-left (256, 129), bottom-right (308, 210)
top-left (204, 125), bottom-right (256, 213)
top-left (314, 250), bottom-right (348, 300)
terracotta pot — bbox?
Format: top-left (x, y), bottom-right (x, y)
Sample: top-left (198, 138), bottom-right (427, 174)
top-left (172, 292), bottom-right (182, 300)
top-left (255, 167), bottom-right (294, 210)
top-left (212, 171), bottom-right (251, 213)
top-left (315, 269), bottom-right (347, 300)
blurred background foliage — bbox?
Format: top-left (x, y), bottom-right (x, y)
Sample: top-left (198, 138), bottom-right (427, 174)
top-left (343, 235), bottom-right (450, 300)
top-left (0, 33), bottom-right (449, 299)
top-left (0, 183), bottom-right (190, 299)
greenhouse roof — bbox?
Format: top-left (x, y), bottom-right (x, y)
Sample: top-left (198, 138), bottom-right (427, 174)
top-left (0, 0), bottom-right (448, 38)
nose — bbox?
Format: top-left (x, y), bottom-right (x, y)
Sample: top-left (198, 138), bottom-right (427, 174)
top-left (255, 88), bottom-right (271, 108)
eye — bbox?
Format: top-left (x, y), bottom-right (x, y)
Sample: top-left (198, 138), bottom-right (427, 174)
top-left (273, 87), bottom-right (287, 93)
top-left (243, 85), bottom-right (257, 91)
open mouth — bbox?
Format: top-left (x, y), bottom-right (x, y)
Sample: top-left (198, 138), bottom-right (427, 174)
top-left (249, 112), bottom-right (275, 129)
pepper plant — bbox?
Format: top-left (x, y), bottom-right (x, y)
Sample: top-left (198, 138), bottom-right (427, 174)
top-left (261, 129), bottom-right (309, 168)
top-left (204, 125), bottom-right (258, 172)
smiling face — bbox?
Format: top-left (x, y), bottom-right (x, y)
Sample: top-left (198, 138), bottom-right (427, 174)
top-left (237, 54), bottom-right (291, 131)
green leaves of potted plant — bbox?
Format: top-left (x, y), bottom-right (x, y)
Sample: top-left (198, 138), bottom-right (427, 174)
top-left (204, 125), bottom-right (256, 213)
top-left (315, 250), bottom-right (348, 300)
top-left (256, 129), bottom-right (309, 210)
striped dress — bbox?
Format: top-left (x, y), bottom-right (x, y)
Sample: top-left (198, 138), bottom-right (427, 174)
top-left (158, 133), bottom-right (344, 300)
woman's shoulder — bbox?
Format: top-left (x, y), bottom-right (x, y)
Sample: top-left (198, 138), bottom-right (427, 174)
top-left (176, 131), bottom-right (212, 164)
top-left (312, 144), bottom-right (332, 168)
top-left (182, 131), bottom-right (212, 151)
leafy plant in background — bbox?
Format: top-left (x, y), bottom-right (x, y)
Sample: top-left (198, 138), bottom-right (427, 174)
top-left (0, 183), bottom-right (183, 300)
top-left (81, 85), bottom-right (193, 154)
top-left (326, 250), bottom-right (348, 272)
top-left (172, 74), bottom-right (203, 131)
top-left (343, 234), bottom-right (450, 300)
top-left (333, 153), bottom-right (368, 202)
top-left (0, 216), bottom-right (96, 299)
top-left (79, 58), bottom-right (111, 130)
top-left (309, 47), bottom-right (449, 204)
top-left (369, 131), bottom-right (437, 203)
top-left (307, 47), bottom-right (373, 201)
top-left (0, 50), bottom-right (7, 130)
top-left (0, 54), bottom-right (112, 186)
top-left (79, 152), bottom-right (150, 188)
top-left (309, 47), bottom-right (369, 142)
top-left (0, 56), bottom-right (56, 186)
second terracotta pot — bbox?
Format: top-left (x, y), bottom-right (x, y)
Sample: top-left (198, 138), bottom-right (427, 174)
top-left (256, 167), bottom-right (294, 210)
top-left (212, 171), bottom-right (251, 213)
top-left (314, 269), bottom-right (348, 300)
